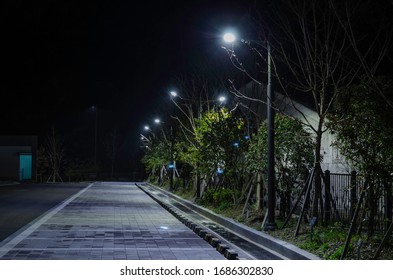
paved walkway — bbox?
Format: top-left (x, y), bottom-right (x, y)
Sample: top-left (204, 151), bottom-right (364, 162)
top-left (0, 182), bottom-right (225, 260)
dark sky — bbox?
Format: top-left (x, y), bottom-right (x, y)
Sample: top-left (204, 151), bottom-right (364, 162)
top-left (4, 0), bottom-right (390, 174)
top-left (1, 0), bottom-right (257, 171)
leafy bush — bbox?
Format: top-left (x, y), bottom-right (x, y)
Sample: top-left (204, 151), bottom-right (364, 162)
top-left (201, 188), bottom-right (234, 209)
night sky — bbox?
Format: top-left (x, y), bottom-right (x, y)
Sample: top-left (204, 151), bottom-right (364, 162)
top-left (2, 1), bottom-right (391, 175)
top-left (1, 0), bottom-right (257, 173)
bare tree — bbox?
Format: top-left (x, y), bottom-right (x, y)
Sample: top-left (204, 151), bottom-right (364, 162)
top-left (46, 127), bottom-right (64, 183)
top-left (170, 74), bottom-right (215, 197)
top-left (223, 0), bottom-right (363, 220)
top-left (270, 0), bottom-right (362, 220)
top-left (36, 145), bottom-right (49, 182)
top-left (330, 0), bottom-right (393, 108)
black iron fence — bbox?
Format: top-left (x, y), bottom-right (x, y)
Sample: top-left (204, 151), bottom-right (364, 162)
top-left (321, 171), bottom-right (392, 232)
top-left (281, 170), bottom-right (392, 233)
top-left (324, 171), bottom-right (355, 225)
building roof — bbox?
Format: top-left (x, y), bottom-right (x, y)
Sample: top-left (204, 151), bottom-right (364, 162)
top-left (0, 135), bottom-right (38, 146)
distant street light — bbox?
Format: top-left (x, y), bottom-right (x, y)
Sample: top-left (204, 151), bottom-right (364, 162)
top-left (144, 125), bottom-right (150, 131)
top-left (218, 95), bottom-right (227, 103)
top-left (217, 96), bottom-right (227, 110)
top-left (91, 105), bottom-right (98, 171)
top-left (140, 133), bottom-right (151, 143)
top-left (223, 31), bottom-right (277, 231)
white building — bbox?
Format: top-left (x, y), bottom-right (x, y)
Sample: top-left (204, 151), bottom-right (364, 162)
top-left (236, 81), bottom-right (349, 173)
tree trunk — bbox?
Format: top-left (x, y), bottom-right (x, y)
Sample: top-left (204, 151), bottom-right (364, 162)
top-left (256, 172), bottom-right (263, 210)
top-left (278, 191), bottom-right (284, 218)
top-left (285, 188), bottom-right (291, 218)
top-left (194, 171), bottom-right (200, 198)
top-left (367, 183), bottom-right (376, 237)
top-left (312, 117), bottom-right (324, 221)
top-left (341, 182), bottom-right (367, 259)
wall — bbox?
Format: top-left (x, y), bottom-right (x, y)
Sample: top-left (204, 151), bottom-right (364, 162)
top-left (0, 136), bottom-right (37, 181)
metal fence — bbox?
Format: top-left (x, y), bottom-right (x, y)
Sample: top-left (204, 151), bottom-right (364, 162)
top-left (326, 172), bottom-right (354, 224)
top-left (322, 171), bottom-right (392, 232)
top-left (281, 170), bottom-right (392, 233)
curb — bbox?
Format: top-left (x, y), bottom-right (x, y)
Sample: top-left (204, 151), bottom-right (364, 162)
top-left (0, 181), bottom-right (20, 187)
top-left (142, 182), bottom-right (320, 260)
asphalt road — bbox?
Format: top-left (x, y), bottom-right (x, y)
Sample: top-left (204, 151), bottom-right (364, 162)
top-left (0, 182), bottom-right (88, 241)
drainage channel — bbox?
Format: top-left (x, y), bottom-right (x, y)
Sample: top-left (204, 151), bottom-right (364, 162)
top-left (140, 184), bottom-right (283, 260)
top-left (170, 201), bottom-right (282, 260)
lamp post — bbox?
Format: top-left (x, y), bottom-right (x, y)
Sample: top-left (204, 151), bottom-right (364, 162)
top-left (153, 116), bottom-right (174, 189)
top-left (91, 105), bottom-right (98, 171)
top-left (168, 91), bottom-right (178, 190)
top-left (223, 32), bottom-right (277, 230)
top-left (145, 115), bottom-right (175, 189)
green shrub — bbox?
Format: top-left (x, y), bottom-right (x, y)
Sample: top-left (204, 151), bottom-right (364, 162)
top-left (201, 188), bottom-right (234, 208)
top-left (201, 189), bottom-right (215, 205)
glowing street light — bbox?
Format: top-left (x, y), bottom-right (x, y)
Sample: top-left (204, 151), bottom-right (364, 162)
top-left (223, 32), bottom-right (236, 43)
top-left (218, 95), bottom-right (227, 103)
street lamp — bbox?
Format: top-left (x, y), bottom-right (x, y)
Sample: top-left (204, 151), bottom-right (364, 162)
top-left (140, 133), bottom-right (151, 145)
top-left (168, 91), bottom-right (177, 190)
top-left (91, 105), bottom-right (98, 171)
top-left (143, 113), bottom-right (176, 182)
top-left (170, 91), bottom-right (178, 98)
top-left (218, 95), bottom-right (227, 104)
top-left (223, 32), bottom-right (277, 231)
top-left (223, 32), bottom-right (236, 43)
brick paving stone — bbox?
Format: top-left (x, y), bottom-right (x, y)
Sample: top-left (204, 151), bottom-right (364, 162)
top-left (0, 182), bottom-right (225, 260)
